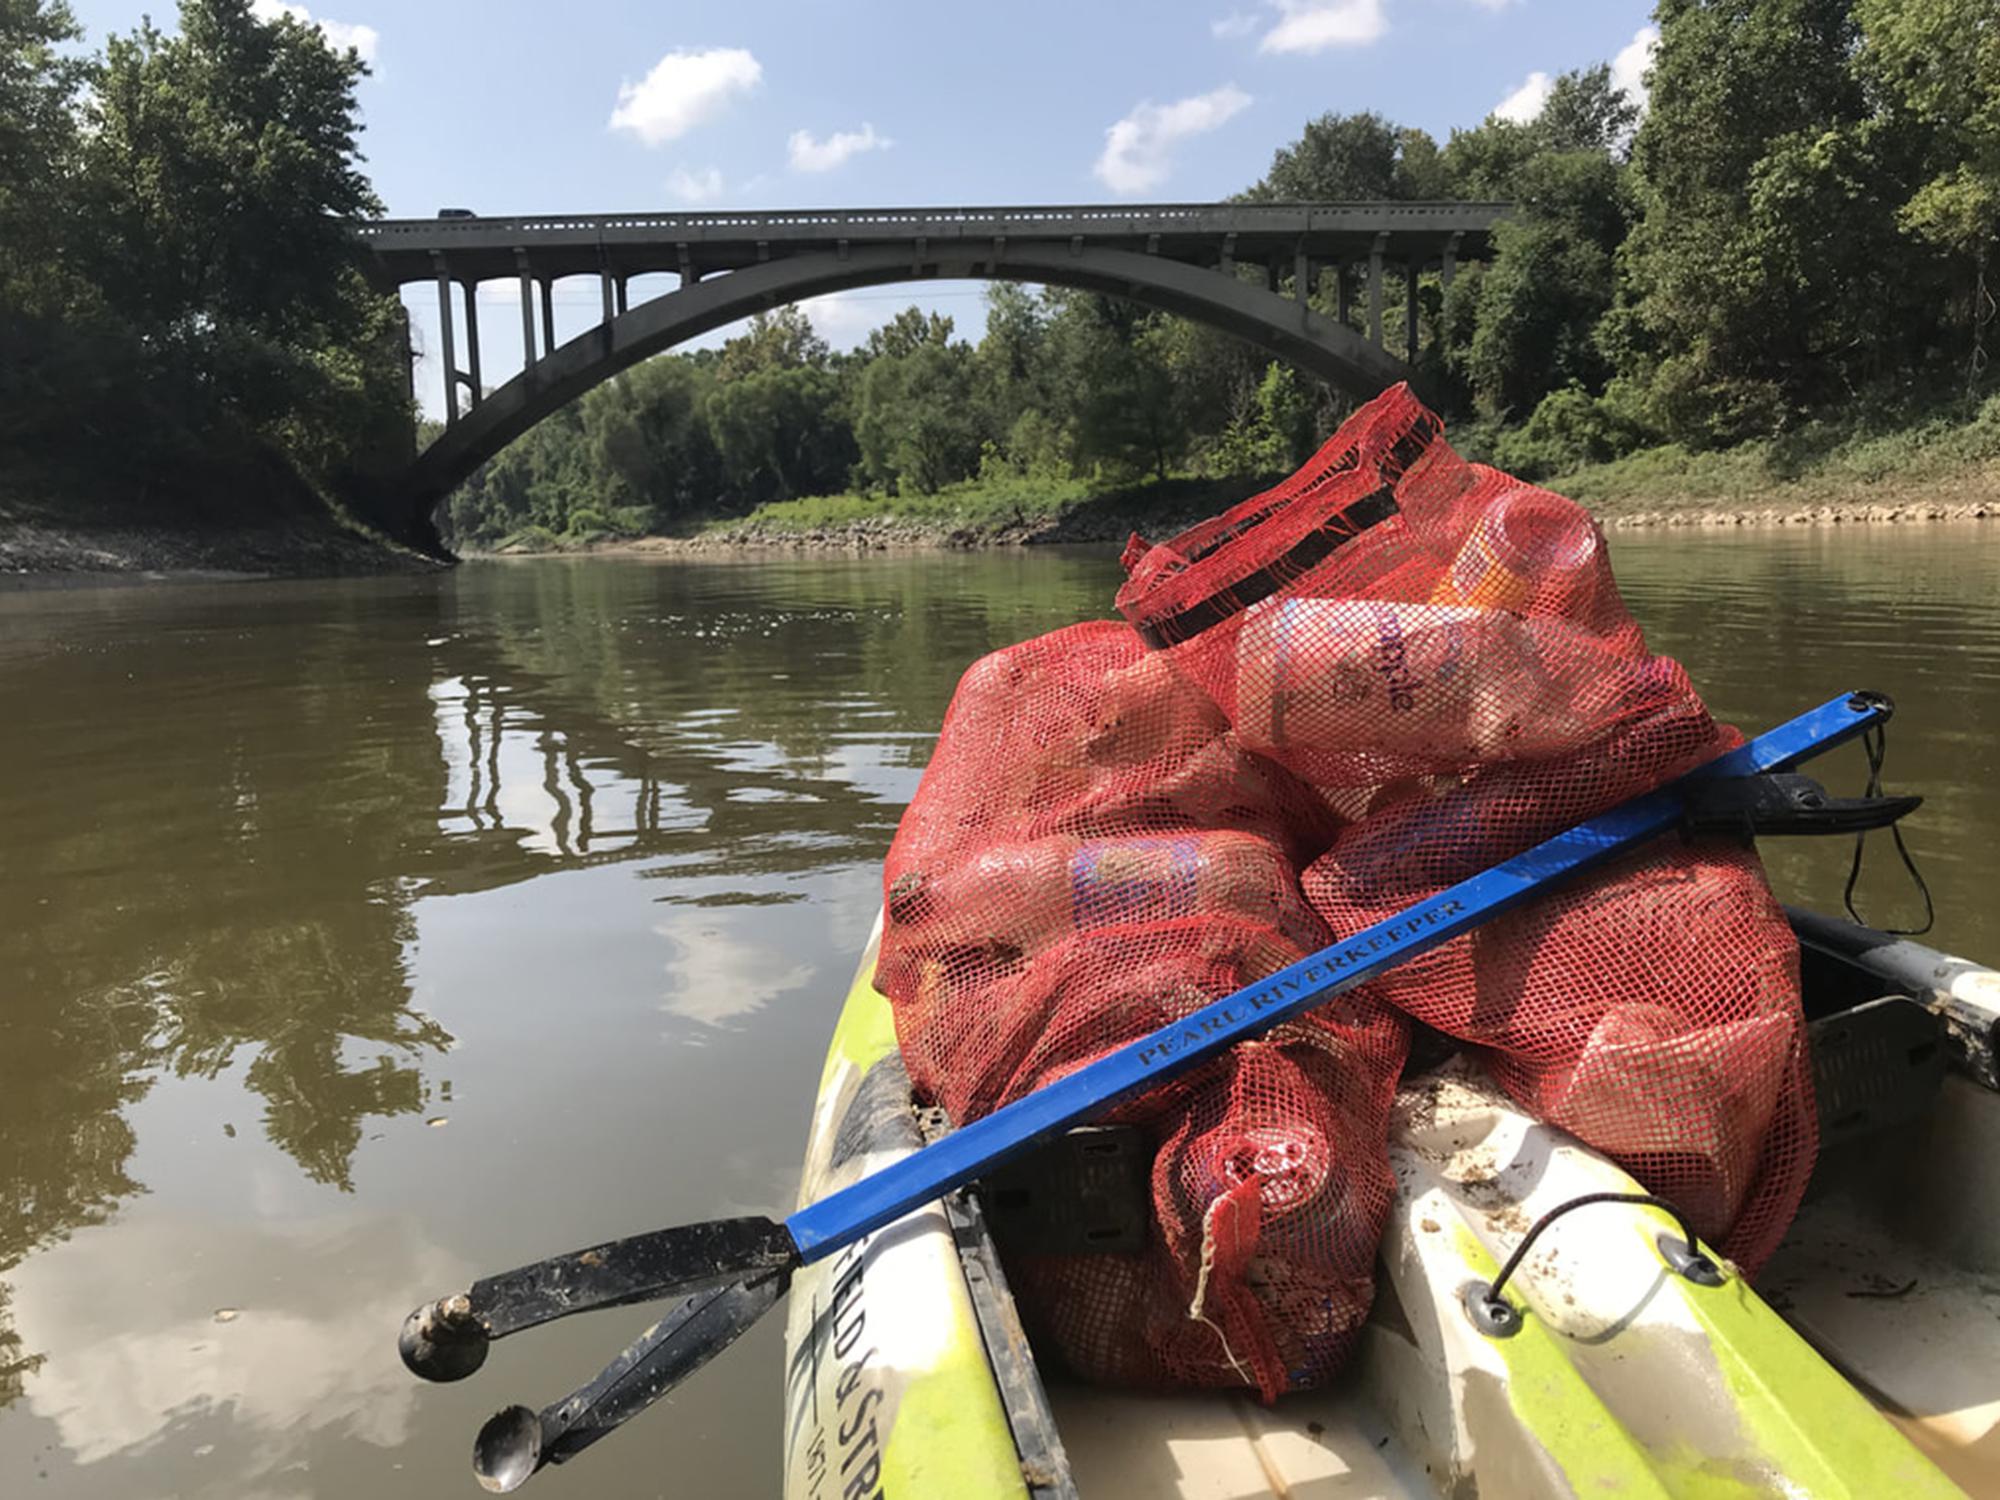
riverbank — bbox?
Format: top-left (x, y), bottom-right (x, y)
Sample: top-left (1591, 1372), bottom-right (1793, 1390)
top-left (479, 447), bottom-right (1998, 559)
top-left (0, 452), bottom-right (445, 583)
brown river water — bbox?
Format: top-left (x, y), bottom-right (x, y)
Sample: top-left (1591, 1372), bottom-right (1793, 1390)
top-left (0, 527), bottom-right (1995, 1498)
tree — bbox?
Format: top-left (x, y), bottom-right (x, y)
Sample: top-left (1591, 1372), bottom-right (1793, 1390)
top-left (1244, 111), bottom-right (1445, 201)
top-left (716, 304), bottom-right (830, 382)
top-left (1617, 0), bottom-right (1914, 443)
top-left (71, 0), bottom-right (409, 489)
top-left (84, 0), bottom-right (380, 336)
top-left (1046, 294), bottom-right (1185, 480)
top-left (1457, 151), bottom-right (1630, 417)
top-left (1539, 65), bottom-right (1641, 157)
top-left (863, 306), bottom-right (954, 362)
top-left (1854, 0), bottom-right (2000, 373)
top-left (855, 337), bottom-right (985, 493)
top-left (581, 358), bottom-right (724, 521)
top-left (0, 0), bottom-right (89, 290)
top-left (706, 365), bottom-right (853, 504)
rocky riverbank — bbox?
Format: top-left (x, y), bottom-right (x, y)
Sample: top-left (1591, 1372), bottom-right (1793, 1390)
top-left (1598, 499), bottom-right (1996, 529)
top-left (491, 490), bottom-right (1996, 560)
top-left (1, 453), bottom-right (445, 583)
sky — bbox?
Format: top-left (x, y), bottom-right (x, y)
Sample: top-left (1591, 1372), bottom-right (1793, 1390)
top-left (67, 0), bottom-right (1661, 418)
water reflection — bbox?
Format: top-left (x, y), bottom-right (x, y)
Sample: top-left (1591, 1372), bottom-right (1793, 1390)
top-left (6, 1214), bottom-right (459, 1471)
top-left (0, 535), bottom-right (1992, 1498)
top-left (0, 549), bottom-right (1114, 1496)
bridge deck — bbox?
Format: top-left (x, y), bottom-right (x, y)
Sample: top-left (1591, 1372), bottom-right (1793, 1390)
top-left (355, 201), bottom-right (1509, 287)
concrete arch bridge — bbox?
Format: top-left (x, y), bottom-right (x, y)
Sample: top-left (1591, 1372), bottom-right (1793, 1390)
top-left (354, 201), bottom-right (1508, 543)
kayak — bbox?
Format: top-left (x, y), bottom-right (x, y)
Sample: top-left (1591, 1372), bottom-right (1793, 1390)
top-left (782, 908), bottom-right (2000, 1498)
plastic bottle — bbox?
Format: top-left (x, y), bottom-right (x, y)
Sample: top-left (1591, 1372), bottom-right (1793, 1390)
top-left (1233, 598), bottom-right (1545, 763)
top-left (1434, 485), bottom-right (1600, 613)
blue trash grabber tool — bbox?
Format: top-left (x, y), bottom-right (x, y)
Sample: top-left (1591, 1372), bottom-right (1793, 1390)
top-left (397, 690), bottom-right (1911, 1491)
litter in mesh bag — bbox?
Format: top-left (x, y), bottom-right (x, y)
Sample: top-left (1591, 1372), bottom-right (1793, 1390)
top-left (1118, 383), bottom-right (1816, 1274)
top-left (878, 382), bottom-right (1815, 1401)
top-left (875, 620), bottom-right (1407, 1399)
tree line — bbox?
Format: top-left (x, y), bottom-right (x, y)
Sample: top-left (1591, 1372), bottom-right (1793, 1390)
top-left (447, 0), bottom-right (2000, 545)
top-left (3, 0), bottom-right (1995, 550)
top-left (1, 0), bottom-right (409, 530)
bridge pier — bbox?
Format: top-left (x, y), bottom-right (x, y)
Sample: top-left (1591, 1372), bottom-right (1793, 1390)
top-left (539, 279), bottom-right (556, 358)
top-left (516, 252), bottom-right (536, 379)
top-left (1406, 265), bottom-right (1420, 364)
top-left (1369, 234), bottom-right (1387, 347)
top-left (460, 279), bottom-right (483, 409)
top-left (430, 254), bottom-right (458, 425)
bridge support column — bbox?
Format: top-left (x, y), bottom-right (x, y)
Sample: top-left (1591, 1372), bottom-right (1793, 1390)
top-left (460, 280), bottom-right (483, 408)
top-left (1337, 263), bottom-right (1351, 326)
top-left (1294, 249), bottom-right (1309, 304)
top-left (516, 252), bottom-right (536, 379)
top-left (615, 276), bottom-right (630, 316)
top-left (431, 253), bottom-right (458, 425)
top-left (1369, 233), bottom-right (1387, 348)
top-left (600, 268), bottom-right (614, 326)
top-left (1406, 261), bottom-right (1420, 364)
top-left (539, 278), bottom-right (556, 357)
top-left (1442, 231), bottom-right (1462, 291)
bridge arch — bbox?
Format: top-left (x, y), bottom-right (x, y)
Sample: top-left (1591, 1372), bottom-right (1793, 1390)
top-left (402, 241), bottom-right (1413, 526)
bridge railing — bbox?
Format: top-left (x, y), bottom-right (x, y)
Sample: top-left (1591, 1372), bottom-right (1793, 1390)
top-left (352, 200), bottom-right (1511, 243)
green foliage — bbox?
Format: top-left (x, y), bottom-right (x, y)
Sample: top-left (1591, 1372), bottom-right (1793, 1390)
top-left (2, 0), bottom-right (414, 540)
top-left (0, 1), bottom-right (88, 293)
top-left (1243, 110), bottom-right (1443, 200)
top-left (856, 336), bottom-right (984, 493)
top-left (1458, 151), bottom-right (1629, 417)
top-left (1487, 383), bottom-right (1650, 479)
top-left (1618, 0), bottom-right (1923, 442)
top-left (1539, 65), bottom-right (1641, 156)
top-left (715, 304), bottom-right (830, 381)
top-left (706, 365), bottom-right (853, 504)
top-left (1554, 389), bottom-right (2000, 516)
top-left (1853, 0), bottom-right (2000, 371)
top-left (449, 0), bottom-right (2000, 544)
top-left (1212, 365), bottom-right (1320, 475)
top-left (17, 0), bottom-right (1986, 552)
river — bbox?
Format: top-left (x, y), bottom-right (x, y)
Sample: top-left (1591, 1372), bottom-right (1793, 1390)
top-left (0, 527), bottom-right (1994, 1498)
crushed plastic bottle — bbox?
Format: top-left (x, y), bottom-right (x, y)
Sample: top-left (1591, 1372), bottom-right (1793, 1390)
top-left (1433, 484), bottom-right (1601, 613)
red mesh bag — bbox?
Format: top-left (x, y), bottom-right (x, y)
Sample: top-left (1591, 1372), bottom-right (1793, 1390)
top-left (875, 621), bottom-right (1409, 1399)
top-left (1116, 385), bottom-right (1816, 1273)
top-left (878, 383), bottom-right (1816, 1404)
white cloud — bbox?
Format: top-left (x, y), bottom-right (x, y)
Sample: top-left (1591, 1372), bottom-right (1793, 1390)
top-left (787, 123), bottom-right (893, 174)
top-left (10, 1215), bottom-right (461, 1473)
top-left (1493, 69), bottom-right (1553, 124)
top-left (1611, 23), bottom-right (1660, 110)
top-left (798, 292), bottom-right (885, 345)
top-left (1095, 85), bottom-right (1252, 195)
top-left (1259, 0), bottom-right (1386, 55)
top-left (248, 0), bottom-right (378, 62)
top-left (1466, 0), bottom-right (1518, 9)
top-left (1212, 11), bottom-right (1259, 38)
top-left (653, 904), bottom-right (816, 1028)
top-left (609, 47), bottom-right (761, 147)
top-left (667, 164), bottom-right (725, 202)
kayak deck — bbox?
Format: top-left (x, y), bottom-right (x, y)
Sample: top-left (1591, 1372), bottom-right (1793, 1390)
top-left (785, 916), bottom-right (2000, 1498)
